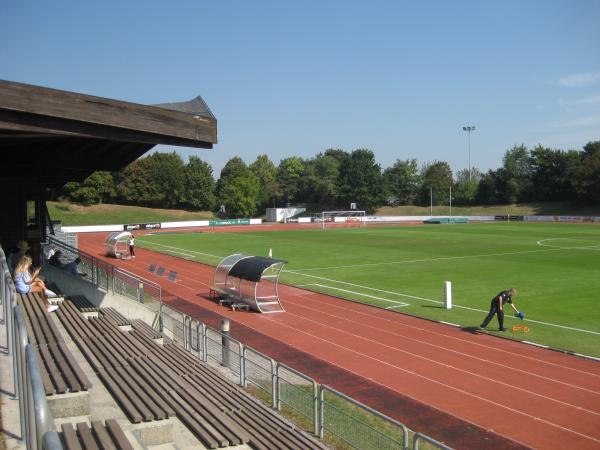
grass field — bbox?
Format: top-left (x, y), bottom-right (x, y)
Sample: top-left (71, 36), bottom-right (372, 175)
top-left (136, 222), bottom-right (600, 357)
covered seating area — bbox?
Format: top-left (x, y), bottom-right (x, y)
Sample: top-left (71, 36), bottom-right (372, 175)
top-left (104, 231), bottom-right (133, 259)
top-left (213, 254), bottom-right (287, 313)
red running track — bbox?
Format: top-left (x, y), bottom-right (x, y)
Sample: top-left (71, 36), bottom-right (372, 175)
top-left (79, 227), bottom-right (600, 450)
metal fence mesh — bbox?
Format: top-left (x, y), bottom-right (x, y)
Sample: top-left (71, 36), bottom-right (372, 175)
top-left (277, 364), bottom-right (317, 433)
top-left (321, 387), bottom-right (407, 450)
top-left (205, 326), bottom-right (242, 378)
top-left (243, 347), bottom-right (275, 405)
top-left (162, 306), bottom-right (184, 344)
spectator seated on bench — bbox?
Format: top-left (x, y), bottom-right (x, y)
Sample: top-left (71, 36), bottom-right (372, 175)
top-left (14, 255), bottom-right (58, 313)
top-left (50, 250), bottom-right (86, 276)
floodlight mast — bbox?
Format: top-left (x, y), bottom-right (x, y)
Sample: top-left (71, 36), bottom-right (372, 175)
top-left (462, 126), bottom-right (476, 181)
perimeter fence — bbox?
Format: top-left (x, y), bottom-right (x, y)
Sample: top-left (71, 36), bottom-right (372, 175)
top-left (162, 304), bottom-right (452, 450)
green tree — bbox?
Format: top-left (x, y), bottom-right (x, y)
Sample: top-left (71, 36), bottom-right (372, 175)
top-left (453, 168), bottom-right (481, 205)
top-left (575, 141), bottom-right (600, 203)
top-left (183, 156), bottom-right (216, 210)
top-left (277, 157), bottom-right (306, 205)
top-left (475, 169), bottom-right (504, 204)
top-left (502, 145), bottom-right (533, 203)
top-left (250, 154), bottom-right (278, 211)
top-left (298, 153), bottom-right (341, 208)
top-left (418, 161), bottom-right (453, 205)
top-left (116, 152), bottom-right (186, 208)
top-left (216, 157), bottom-right (260, 217)
top-left (62, 171), bottom-right (116, 205)
top-left (530, 146), bottom-right (582, 201)
top-left (382, 159), bottom-right (421, 205)
top-left (337, 149), bottom-right (385, 213)
top-left (218, 172), bottom-right (260, 218)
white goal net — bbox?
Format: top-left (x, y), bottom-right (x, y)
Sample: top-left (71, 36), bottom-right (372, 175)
top-left (320, 210), bottom-right (366, 229)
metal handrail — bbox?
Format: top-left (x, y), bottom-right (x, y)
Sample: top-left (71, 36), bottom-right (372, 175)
top-left (413, 432), bottom-right (453, 450)
top-left (2, 244), bottom-right (62, 450)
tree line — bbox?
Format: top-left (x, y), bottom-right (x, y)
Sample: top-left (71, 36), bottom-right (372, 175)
top-left (61, 141), bottom-right (600, 217)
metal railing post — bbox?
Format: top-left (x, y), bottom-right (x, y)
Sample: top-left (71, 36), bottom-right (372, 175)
top-left (27, 345), bottom-right (55, 449)
top-left (14, 306), bottom-right (29, 440)
top-left (319, 386), bottom-right (325, 439)
top-left (238, 341), bottom-right (244, 386)
top-left (42, 431), bottom-right (63, 450)
top-left (201, 323), bottom-right (208, 362)
top-left (221, 319), bottom-right (230, 367)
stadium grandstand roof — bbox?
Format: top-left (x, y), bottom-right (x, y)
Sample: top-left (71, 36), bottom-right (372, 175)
top-left (0, 79), bottom-right (217, 188)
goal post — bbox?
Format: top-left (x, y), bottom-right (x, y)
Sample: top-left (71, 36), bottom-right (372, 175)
top-left (320, 210), bottom-right (367, 229)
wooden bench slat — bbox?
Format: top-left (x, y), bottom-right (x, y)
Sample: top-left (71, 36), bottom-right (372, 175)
top-left (90, 420), bottom-right (117, 450)
top-left (97, 369), bottom-right (143, 423)
top-left (105, 419), bottom-right (134, 450)
top-left (61, 423), bottom-right (83, 450)
top-left (38, 345), bottom-right (66, 394)
top-left (36, 346), bottom-right (56, 395)
top-left (47, 343), bottom-right (82, 392)
top-left (76, 422), bottom-right (100, 450)
top-left (57, 340), bottom-right (92, 390)
top-left (119, 364), bottom-right (169, 420)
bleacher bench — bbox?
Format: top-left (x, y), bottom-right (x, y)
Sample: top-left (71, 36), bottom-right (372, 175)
top-left (69, 295), bottom-right (97, 312)
top-left (60, 419), bottom-right (133, 450)
top-left (17, 293), bottom-right (91, 395)
top-left (99, 307), bottom-right (130, 326)
top-left (56, 299), bottom-right (327, 449)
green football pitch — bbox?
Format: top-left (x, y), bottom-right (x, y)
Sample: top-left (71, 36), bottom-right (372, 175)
top-left (136, 223), bottom-right (600, 357)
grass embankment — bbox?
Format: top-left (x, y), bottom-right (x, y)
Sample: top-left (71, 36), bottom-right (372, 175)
top-left (48, 201), bottom-right (600, 227)
top-left (47, 202), bottom-right (214, 226)
top-left (376, 202), bottom-right (600, 216)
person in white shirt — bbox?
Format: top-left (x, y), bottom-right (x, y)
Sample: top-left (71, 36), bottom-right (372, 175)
top-left (129, 235), bottom-right (135, 258)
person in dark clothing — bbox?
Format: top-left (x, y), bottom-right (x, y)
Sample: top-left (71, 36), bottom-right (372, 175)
top-left (480, 288), bottom-right (520, 331)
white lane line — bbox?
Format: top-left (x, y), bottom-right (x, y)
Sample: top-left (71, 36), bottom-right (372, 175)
top-left (282, 289), bottom-right (600, 388)
top-left (285, 270), bottom-right (600, 336)
top-left (310, 284), bottom-right (409, 307)
top-left (282, 309), bottom-right (600, 416)
top-left (262, 314), bottom-right (600, 444)
top-left (137, 239), bottom-right (223, 259)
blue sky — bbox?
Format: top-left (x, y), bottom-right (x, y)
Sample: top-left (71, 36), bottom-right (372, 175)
top-left (1, 1), bottom-right (599, 176)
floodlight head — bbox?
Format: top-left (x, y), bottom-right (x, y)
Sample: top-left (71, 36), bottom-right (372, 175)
top-left (463, 127), bottom-right (467, 130)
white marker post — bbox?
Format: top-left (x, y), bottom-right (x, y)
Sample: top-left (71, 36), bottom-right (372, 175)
top-left (444, 281), bottom-right (452, 309)
top-left (268, 248), bottom-right (272, 258)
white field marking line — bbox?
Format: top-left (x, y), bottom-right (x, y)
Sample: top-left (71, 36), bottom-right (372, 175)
top-left (283, 308), bottom-right (600, 416)
top-left (137, 239), bottom-right (223, 259)
top-left (311, 283), bottom-right (409, 307)
top-left (285, 280), bottom-right (600, 380)
top-left (261, 315), bottom-right (600, 444)
top-left (290, 247), bottom-right (559, 272)
top-left (282, 291), bottom-right (600, 395)
top-left (537, 238), bottom-right (600, 250)
top-left (285, 270), bottom-right (600, 336)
